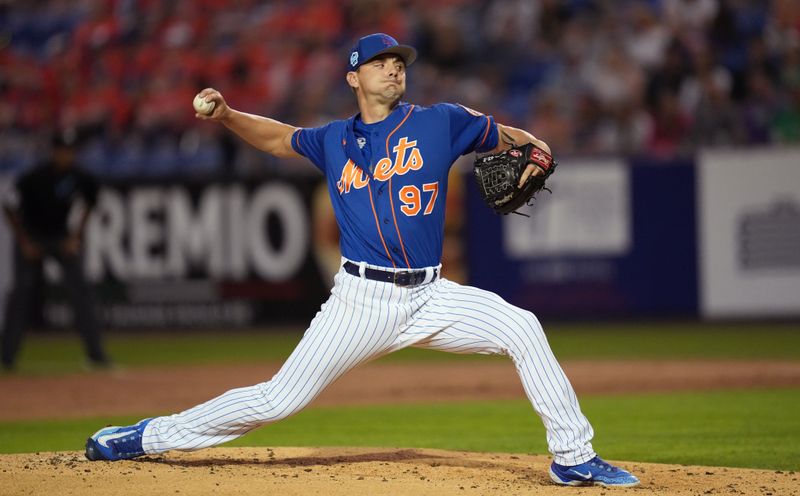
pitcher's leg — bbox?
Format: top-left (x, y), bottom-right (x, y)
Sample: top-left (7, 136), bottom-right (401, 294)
top-left (411, 281), bottom-right (595, 466)
top-left (143, 275), bottom-right (403, 453)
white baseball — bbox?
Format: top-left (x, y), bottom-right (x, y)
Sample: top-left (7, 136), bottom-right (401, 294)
top-left (193, 94), bottom-right (215, 115)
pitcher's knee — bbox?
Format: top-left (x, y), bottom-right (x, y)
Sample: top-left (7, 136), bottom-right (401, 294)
top-left (242, 382), bottom-right (313, 423)
top-left (527, 310), bottom-right (546, 331)
top-left (509, 311), bottom-right (549, 353)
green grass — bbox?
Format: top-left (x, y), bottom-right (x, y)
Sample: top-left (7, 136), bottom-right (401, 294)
top-left (545, 321), bottom-right (800, 360)
top-left (9, 321), bottom-right (800, 374)
top-left (1, 389), bottom-right (798, 470)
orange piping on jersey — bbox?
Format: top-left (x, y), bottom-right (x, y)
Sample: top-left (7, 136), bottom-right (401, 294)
top-left (294, 129), bottom-right (303, 151)
top-left (385, 105), bottom-right (415, 269)
top-left (477, 115), bottom-right (491, 148)
top-left (366, 181), bottom-right (396, 268)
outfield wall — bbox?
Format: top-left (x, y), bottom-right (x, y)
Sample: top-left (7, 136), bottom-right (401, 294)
top-left (465, 157), bottom-right (699, 318)
top-left (0, 148), bottom-right (798, 327)
top-left (466, 148), bottom-right (800, 319)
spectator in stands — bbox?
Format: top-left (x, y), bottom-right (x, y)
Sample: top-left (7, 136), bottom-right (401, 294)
top-left (2, 0), bottom-right (800, 171)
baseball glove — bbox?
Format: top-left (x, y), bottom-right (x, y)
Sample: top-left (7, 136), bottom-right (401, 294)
top-left (473, 142), bottom-right (557, 215)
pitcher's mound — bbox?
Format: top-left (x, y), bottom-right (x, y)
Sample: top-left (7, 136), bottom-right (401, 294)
top-left (1, 447), bottom-right (796, 495)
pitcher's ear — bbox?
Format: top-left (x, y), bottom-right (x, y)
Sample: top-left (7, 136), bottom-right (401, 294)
top-left (346, 71), bottom-right (359, 90)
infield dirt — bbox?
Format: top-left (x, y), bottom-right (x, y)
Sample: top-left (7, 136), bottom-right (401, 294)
top-left (3, 359), bottom-right (800, 420)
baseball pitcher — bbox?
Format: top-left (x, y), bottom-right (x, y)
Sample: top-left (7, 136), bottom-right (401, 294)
top-left (85, 33), bottom-right (638, 488)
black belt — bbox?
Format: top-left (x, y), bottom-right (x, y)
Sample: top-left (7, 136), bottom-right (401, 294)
top-left (343, 261), bottom-right (437, 287)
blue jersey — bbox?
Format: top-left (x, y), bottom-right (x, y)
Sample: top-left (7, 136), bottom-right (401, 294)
top-left (292, 103), bottom-right (498, 268)
top-left (291, 102), bottom-right (498, 269)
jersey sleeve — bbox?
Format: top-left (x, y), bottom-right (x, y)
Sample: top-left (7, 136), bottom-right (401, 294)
top-left (291, 123), bottom-right (332, 172)
top-left (438, 103), bottom-right (499, 158)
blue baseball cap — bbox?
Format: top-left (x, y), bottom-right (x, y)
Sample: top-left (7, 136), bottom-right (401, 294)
top-left (347, 33), bottom-right (417, 72)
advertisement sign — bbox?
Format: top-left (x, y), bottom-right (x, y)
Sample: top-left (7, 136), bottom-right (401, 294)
top-left (466, 160), bottom-right (698, 318)
top-left (43, 177), bottom-right (331, 328)
top-left (504, 162), bottom-right (631, 257)
top-left (699, 148), bottom-right (800, 318)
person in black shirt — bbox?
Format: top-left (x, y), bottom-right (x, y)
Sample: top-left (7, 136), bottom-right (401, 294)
top-left (1, 131), bottom-right (110, 371)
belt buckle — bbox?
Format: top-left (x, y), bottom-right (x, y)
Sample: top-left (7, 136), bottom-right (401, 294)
top-left (393, 270), bottom-right (414, 287)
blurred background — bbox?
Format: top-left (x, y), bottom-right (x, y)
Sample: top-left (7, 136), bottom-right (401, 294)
top-left (3, 0), bottom-right (800, 176)
top-left (0, 0), bottom-right (799, 332)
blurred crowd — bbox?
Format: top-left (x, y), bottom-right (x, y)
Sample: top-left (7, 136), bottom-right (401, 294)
top-left (1, 0), bottom-right (799, 178)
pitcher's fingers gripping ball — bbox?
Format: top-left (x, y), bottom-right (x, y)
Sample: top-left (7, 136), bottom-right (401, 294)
top-left (192, 88), bottom-right (228, 120)
top-left (193, 93), bottom-right (215, 116)
top-left (473, 142), bottom-right (557, 215)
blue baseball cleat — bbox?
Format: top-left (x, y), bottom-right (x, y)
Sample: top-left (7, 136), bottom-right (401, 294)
top-left (84, 418), bottom-right (153, 461)
top-left (549, 456), bottom-right (640, 487)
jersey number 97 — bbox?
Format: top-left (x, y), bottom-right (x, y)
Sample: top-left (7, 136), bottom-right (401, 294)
top-left (399, 181), bottom-right (439, 216)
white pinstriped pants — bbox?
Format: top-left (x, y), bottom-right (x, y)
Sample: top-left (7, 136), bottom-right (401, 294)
top-left (142, 262), bottom-right (596, 466)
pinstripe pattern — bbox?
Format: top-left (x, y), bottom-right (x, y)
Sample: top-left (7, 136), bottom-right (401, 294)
top-left (408, 279), bottom-right (594, 465)
top-left (142, 263), bottom-right (595, 466)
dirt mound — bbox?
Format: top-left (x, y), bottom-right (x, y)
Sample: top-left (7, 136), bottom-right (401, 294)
top-left (1, 447), bottom-right (796, 495)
